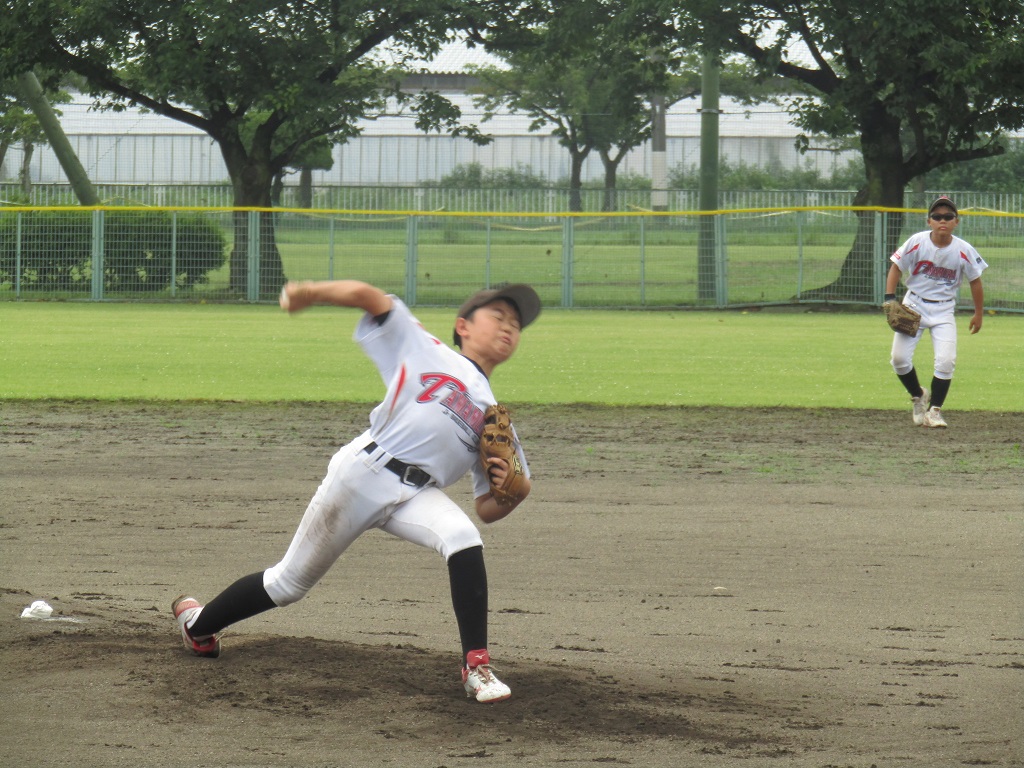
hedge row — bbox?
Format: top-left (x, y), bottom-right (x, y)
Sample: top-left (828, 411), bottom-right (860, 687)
top-left (0, 211), bottom-right (227, 292)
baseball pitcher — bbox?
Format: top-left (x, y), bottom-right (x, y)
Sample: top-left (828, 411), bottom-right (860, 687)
top-left (172, 280), bottom-right (540, 703)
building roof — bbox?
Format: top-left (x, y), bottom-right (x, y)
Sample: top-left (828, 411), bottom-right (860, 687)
top-left (418, 40), bottom-right (506, 74)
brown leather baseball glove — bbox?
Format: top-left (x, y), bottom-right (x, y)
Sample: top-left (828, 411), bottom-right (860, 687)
top-left (884, 300), bottom-right (921, 336)
top-left (479, 404), bottom-right (527, 506)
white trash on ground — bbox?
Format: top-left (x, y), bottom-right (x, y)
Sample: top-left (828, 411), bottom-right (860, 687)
top-left (19, 600), bottom-right (85, 623)
top-left (20, 600), bottom-right (54, 619)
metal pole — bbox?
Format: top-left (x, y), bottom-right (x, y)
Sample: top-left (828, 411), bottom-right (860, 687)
top-left (873, 212), bottom-right (886, 303)
top-left (561, 217), bottom-right (574, 308)
top-left (91, 209), bottom-right (104, 300)
top-left (796, 210), bottom-right (804, 300)
top-left (16, 71), bottom-right (99, 206)
top-left (698, 49), bottom-right (720, 302)
top-left (640, 216), bottom-right (646, 305)
top-left (15, 213), bottom-right (22, 297)
top-left (405, 215), bottom-right (418, 305)
top-left (485, 218), bottom-right (492, 288)
top-left (715, 214), bottom-right (728, 307)
top-left (170, 211), bottom-right (177, 297)
top-left (246, 210), bottom-right (260, 302)
top-left (328, 217), bottom-right (335, 280)
top-left (650, 94), bottom-right (668, 212)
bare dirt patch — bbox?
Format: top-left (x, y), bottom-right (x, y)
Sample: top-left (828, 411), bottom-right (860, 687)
top-left (2, 401), bottom-right (1021, 767)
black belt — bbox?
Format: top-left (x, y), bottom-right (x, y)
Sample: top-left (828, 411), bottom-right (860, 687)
top-left (363, 442), bottom-right (432, 487)
top-left (914, 294), bottom-right (951, 303)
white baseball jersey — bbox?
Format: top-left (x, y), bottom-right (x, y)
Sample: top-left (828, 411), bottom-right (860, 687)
top-left (890, 232), bottom-right (988, 302)
top-left (356, 296), bottom-right (529, 495)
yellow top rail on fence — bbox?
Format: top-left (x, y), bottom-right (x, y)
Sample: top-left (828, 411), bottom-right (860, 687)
top-left (5, 204), bottom-right (1024, 218)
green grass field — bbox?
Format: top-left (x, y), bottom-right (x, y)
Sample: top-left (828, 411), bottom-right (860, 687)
top-left (2, 302), bottom-right (1020, 410)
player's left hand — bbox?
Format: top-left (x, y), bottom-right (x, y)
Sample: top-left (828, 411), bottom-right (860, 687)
top-left (484, 456), bottom-right (508, 485)
top-left (969, 312), bottom-right (983, 334)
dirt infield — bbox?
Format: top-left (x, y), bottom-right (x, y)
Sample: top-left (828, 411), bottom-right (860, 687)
top-left (2, 401), bottom-right (1021, 768)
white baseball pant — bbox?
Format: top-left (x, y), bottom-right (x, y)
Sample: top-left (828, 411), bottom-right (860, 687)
top-left (262, 431), bottom-right (483, 607)
top-left (890, 295), bottom-right (957, 379)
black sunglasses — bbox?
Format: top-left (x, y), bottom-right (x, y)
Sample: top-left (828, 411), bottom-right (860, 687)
top-left (930, 213), bottom-right (956, 221)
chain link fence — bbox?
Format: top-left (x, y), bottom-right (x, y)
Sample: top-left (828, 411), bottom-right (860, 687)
top-left (9, 184), bottom-right (1024, 214)
top-left (2, 203), bottom-right (1022, 312)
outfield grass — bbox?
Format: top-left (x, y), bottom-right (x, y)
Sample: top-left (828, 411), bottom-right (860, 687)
top-left (2, 302), bottom-right (1020, 410)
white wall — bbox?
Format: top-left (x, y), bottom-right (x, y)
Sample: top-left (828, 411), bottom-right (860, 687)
top-left (6, 94), bottom-right (858, 186)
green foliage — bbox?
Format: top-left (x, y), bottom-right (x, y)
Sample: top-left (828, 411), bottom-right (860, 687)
top-left (0, 74), bottom-right (70, 174)
top-left (922, 139), bottom-right (1024, 193)
top-left (658, 0), bottom-right (1024, 211)
top-left (238, 115), bottom-right (336, 174)
top-left (668, 157), bottom-right (865, 191)
top-left (469, 3), bottom-right (686, 209)
top-left (429, 162), bottom-right (549, 189)
top-left (0, 1), bottom-right (516, 206)
top-left (580, 171), bottom-right (652, 190)
top-left (0, 94), bottom-right (44, 146)
top-left (0, 211), bottom-right (227, 291)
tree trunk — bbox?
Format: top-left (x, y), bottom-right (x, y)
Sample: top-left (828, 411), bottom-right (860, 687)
top-left (599, 149), bottom-right (621, 212)
top-left (271, 171), bottom-right (284, 207)
top-left (0, 138), bottom-right (10, 178)
top-left (299, 167), bottom-right (313, 208)
top-left (801, 109), bottom-right (908, 301)
top-left (567, 147), bottom-right (591, 213)
top-left (220, 147), bottom-right (287, 298)
top-left (20, 140), bottom-right (34, 196)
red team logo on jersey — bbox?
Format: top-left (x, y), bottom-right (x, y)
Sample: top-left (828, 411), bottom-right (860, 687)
top-left (912, 260), bottom-right (959, 283)
top-left (417, 373), bottom-right (486, 433)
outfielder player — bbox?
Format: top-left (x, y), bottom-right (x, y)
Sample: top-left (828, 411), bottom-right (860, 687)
top-left (884, 196), bottom-right (987, 428)
top-left (172, 279), bottom-right (540, 703)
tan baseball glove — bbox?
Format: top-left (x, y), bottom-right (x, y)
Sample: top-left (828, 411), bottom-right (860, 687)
top-left (479, 404), bottom-right (527, 507)
top-left (883, 300), bottom-right (921, 336)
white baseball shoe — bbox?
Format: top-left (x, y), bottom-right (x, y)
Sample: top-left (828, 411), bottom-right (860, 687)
top-left (462, 649), bottom-right (511, 703)
top-left (911, 388), bottom-right (930, 426)
top-left (172, 595), bottom-right (221, 658)
top-left (923, 407), bottom-right (947, 429)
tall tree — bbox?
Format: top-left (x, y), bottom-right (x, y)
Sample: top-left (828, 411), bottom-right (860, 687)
top-left (0, 91), bottom-right (39, 186)
top-left (641, 0), bottom-right (1024, 299)
top-left (472, 3), bottom-right (785, 212)
top-left (0, 0), bottom-right (502, 295)
top-left (471, 54), bottom-right (595, 212)
top-left (472, 3), bottom-right (677, 212)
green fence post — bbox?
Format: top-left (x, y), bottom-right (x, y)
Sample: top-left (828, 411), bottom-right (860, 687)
top-left (485, 218), bottom-right (492, 288)
top-left (246, 210), bottom-right (259, 302)
top-left (561, 216), bottom-right (574, 308)
top-left (15, 212), bottom-right (22, 297)
top-left (91, 209), bottom-right (104, 301)
top-left (873, 211), bottom-right (886, 303)
top-left (328, 217), bottom-right (335, 280)
top-left (796, 210), bottom-right (805, 300)
top-left (640, 216), bottom-right (647, 306)
top-left (405, 214), bottom-right (418, 305)
top-left (715, 214), bottom-right (728, 307)
top-left (170, 211), bottom-right (177, 298)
